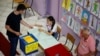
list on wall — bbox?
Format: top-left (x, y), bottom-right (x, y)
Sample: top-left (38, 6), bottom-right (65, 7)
top-left (84, 0), bottom-right (92, 11)
top-left (96, 20), bottom-right (100, 34)
top-left (75, 5), bottom-right (83, 20)
top-left (61, 0), bottom-right (100, 37)
top-left (81, 9), bottom-right (90, 25)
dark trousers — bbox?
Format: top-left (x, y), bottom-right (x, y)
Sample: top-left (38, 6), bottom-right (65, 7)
top-left (8, 36), bottom-right (18, 56)
top-left (52, 32), bottom-right (58, 39)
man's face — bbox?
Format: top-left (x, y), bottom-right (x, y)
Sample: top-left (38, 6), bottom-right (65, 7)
top-left (19, 10), bottom-right (25, 14)
top-left (81, 30), bottom-right (89, 39)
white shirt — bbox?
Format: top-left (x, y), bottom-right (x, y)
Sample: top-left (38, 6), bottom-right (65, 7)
top-left (47, 23), bottom-right (57, 33)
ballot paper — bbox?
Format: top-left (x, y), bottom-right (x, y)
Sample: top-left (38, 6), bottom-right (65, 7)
top-left (38, 37), bottom-right (59, 49)
top-left (24, 36), bottom-right (35, 43)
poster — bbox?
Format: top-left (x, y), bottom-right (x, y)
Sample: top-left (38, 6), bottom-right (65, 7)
top-left (89, 15), bottom-right (97, 30)
top-left (75, 5), bottom-right (83, 20)
top-left (76, 0), bottom-right (84, 6)
top-left (81, 9), bottom-right (90, 25)
top-left (84, 0), bottom-right (92, 11)
top-left (70, 1), bottom-right (76, 14)
top-left (96, 20), bottom-right (100, 34)
top-left (62, 0), bottom-right (71, 11)
top-left (67, 16), bottom-right (75, 30)
top-left (73, 20), bottom-right (81, 36)
top-left (98, 10), bottom-right (100, 19)
top-left (91, 0), bottom-right (99, 16)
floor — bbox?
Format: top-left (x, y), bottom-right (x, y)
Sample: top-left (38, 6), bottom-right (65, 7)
top-left (0, 0), bottom-right (99, 56)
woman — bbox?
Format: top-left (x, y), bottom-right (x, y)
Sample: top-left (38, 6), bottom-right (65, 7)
top-left (39, 16), bottom-right (58, 39)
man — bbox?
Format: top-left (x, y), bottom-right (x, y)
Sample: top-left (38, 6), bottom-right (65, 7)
top-left (5, 4), bottom-right (33, 56)
top-left (75, 28), bottom-right (96, 56)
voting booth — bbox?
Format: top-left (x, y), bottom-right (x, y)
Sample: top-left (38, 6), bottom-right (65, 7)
top-left (19, 34), bottom-right (38, 54)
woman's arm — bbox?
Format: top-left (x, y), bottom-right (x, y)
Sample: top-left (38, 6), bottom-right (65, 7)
top-left (38, 28), bottom-right (53, 35)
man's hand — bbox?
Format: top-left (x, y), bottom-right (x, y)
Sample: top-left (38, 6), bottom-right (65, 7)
top-left (28, 25), bottom-right (33, 29)
top-left (14, 32), bottom-right (22, 36)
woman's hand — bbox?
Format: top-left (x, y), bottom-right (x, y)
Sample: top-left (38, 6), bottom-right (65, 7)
top-left (38, 28), bottom-right (44, 32)
top-left (35, 24), bottom-right (43, 27)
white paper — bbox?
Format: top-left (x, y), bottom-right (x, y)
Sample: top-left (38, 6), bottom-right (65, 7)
top-left (91, 0), bottom-right (99, 16)
top-left (39, 37), bottom-right (59, 49)
top-left (70, 1), bottom-right (76, 14)
top-left (75, 5), bottom-right (83, 20)
top-left (67, 16), bottom-right (75, 30)
top-left (73, 20), bottom-right (81, 36)
top-left (76, 0), bottom-right (84, 6)
top-left (89, 15), bottom-right (97, 30)
top-left (96, 20), bottom-right (100, 34)
top-left (84, 0), bottom-right (92, 11)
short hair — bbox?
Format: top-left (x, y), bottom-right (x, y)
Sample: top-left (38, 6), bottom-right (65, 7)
top-left (16, 4), bottom-right (26, 11)
top-left (82, 27), bottom-right (90, 35)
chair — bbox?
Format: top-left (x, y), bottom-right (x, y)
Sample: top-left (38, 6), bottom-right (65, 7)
top-left (12, 0), bottom-right (24, 9)
top-left (57, 25), bottom-right (61, 41)
top-left (12, 0), bottom-right (35, 17)
top-left (64, 33), bottom-right (75, 52)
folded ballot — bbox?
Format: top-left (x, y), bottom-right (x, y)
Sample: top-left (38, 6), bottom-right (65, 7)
top-left (24, 35), bottom-right (35, 43)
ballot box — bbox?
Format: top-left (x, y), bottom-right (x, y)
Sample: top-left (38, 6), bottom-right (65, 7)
top-left (44, 44), bottom-right (72, 56)
top-left (19, 34), bottom-right (38, 55)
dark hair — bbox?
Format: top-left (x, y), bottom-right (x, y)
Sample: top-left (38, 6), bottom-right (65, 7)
top-left (16, 4), bottom-right (26, 11)
top-left (47, 16), bottom-right (55, 30)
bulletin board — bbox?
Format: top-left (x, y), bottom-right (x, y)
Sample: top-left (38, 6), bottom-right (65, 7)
top-left (61, 0), bottom-right (100, 38)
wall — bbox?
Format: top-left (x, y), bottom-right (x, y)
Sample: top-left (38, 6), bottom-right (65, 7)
top-left (27, 0), bottom-right (47, 17)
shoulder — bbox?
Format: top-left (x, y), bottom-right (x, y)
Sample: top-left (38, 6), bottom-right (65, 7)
top-left (7, 12), bottom-right (14, 18)
top-left (88, 35), bottom-right (95, 43)
top-left (54, 23), bottom-right (58, 27)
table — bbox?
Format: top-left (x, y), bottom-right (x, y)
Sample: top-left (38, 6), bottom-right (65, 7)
top-left (28, 28), bottom-right (60, 49)
top-left (44, 44), bottom-right (72, 56)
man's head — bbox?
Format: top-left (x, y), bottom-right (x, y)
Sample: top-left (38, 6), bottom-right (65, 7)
top-left (16, 4), bottom-right (26, 14)
top-left (81, 27), bottom-right (90, 39)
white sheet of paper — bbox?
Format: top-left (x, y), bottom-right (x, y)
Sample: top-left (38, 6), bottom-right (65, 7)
top-left (89, 15), bottom-right (97, 30)
top-left (73, 20), bottom-right (81, 36)
top-left (75, 5), bottom-right (83, 20)
top-left (84, 0), bottom-right (92, 11)
top-left (38, 37), bottom-right (59, 49)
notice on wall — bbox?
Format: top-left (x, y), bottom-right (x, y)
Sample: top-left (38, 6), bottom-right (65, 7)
top-left (62, 0), bottom-right (71, 11)
top-left (96, 20), bottom-right (100, 34)
top-left (75, 5), bottom-right (83, 20)
top-left (70, 1), bottom-right (76, 14)
top-left (89, 15), bottom-right (97, 30)
top-left (81, 9), bottom-right (90, 25)
top-left (84, 0), bottom-right (92, 11)
top-left (76, 0), bottom-right (84, 6)
top-left (91, 0), bottom-right (99, 16)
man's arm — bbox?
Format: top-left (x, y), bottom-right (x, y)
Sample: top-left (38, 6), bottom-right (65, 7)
top-left (5, 25), bottom-right (21, 36)
top-left (20, 20), bottom-right (33, 28)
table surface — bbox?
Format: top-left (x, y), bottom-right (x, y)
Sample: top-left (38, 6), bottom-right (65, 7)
top-left (28, 28), bottom-right (60, 49)
top-left (44, 44), bottom-right (72, 56)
